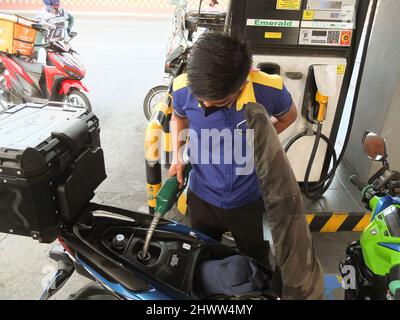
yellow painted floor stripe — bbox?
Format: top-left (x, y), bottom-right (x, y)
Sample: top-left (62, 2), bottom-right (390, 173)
top-left (320, 213), bottom-right (349, 232)
top-left (175, 199), bottom-right (371, 232)
top-left (306, 214), bottom-right (315, 225)
top-left (353, 213), bottom-right (372, 232)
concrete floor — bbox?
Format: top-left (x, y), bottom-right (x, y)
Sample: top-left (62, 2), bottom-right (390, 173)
top-left (0, 16), bottom-right (366, 300)
top-left (303, 161), bottom-right (367, 214)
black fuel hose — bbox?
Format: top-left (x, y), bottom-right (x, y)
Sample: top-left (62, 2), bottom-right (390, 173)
top-left (284, 123), bottom-right (338, 200)
top-left (284, 0), bottom-right (378, 201)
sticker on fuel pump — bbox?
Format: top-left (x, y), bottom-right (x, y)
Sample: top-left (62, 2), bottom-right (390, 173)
top-left (303, 10), bottom-right (315, 20)
top-left (265, 32), bottom-right (283, 39)
top-left (247, 19), bottom-right (300, 28)
top-left (337, 64), bottom-right (346, 74)
top-left (277, 0), bottom-right (302, 10)
top-left (340, 30), bottom-right (352, 46)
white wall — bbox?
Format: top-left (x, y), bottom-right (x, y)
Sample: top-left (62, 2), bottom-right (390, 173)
top-left (376, 79), bottom-right (400, 174)
top-left (344, 0), bottom-right (400, 179)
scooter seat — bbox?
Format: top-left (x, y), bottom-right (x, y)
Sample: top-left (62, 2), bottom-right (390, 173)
top-left (11, 57), bottom-right (45, 75)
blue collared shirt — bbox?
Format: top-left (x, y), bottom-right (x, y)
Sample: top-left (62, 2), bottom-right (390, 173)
top-left (172, 71), bottom-right (293, 209)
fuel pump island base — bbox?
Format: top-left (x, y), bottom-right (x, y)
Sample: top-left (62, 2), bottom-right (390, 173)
top-left (144, 0), bottom-right (375, 212)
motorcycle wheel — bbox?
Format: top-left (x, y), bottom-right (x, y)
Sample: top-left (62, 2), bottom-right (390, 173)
top-left (64, 89), bottom-right (92, 112)
top-left (143, 84), bottom-right (168, 121)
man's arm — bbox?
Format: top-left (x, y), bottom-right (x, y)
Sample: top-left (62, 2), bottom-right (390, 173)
top-left (271, 103), bottom-right (297, 134)
top-left (168, 113), bottom-right (189, 186)
top-left (170, 113), bottom-right (189, 164)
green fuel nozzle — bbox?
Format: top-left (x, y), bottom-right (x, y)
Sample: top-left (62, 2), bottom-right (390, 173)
top-left (139, 163), bottom-right (191, 262)
top-left (154, 163), bottom-right (192, 216)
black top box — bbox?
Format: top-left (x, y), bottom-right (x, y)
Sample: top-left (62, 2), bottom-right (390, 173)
top-left (0, 103), bottom-right (107, 243)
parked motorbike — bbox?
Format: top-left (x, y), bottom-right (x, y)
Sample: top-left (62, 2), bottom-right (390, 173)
top-left (2, 101), bottom-right (276, 300)
top-left (0, 21), bottom-right (91, 111)
top-left (142, 0), bottom-right (225, 120)
top-left (41, 169), bottom-right (277, 300)
top-left (340, 131), bottom-right (400, 300)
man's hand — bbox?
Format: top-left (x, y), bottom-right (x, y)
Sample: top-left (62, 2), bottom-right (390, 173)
top-left (168, 162), bottom-right (185, 188)
top-left (170, 112), bottom-right (189, 188)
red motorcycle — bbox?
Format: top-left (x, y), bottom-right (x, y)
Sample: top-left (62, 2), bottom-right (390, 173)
top-left (0, 24), bottom-right (91, 111)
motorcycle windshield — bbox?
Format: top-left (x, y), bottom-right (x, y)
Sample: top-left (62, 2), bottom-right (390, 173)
top-left (47, 16), bottom-right (67, 42)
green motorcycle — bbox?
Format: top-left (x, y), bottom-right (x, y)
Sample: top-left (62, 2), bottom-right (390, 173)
top-left (340, 131), bottom-right (400, 300)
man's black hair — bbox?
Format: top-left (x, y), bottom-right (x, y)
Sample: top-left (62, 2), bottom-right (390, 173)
top-left (187, 31), bottom-right (253, 101)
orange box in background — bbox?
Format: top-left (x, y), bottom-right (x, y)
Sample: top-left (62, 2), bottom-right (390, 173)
top-left (0, 14), bottom-right (37, 57)
top-left (14, 23), bottom-right (37, 43)
top-left (13, 39), bottom-right (35, 56)
top-left (13, 23), bottom-right (37, 56)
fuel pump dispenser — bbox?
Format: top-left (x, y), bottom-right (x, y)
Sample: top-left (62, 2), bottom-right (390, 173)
top-left (144, 0), bottom-right (377, 213)
top-left (285, 64), bottom-right (339, 199)
top-left (228, 0), bottom-right (377, 199)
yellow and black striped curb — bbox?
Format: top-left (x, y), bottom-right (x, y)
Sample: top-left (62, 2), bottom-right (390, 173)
top-left (306, 212), bottom-right (372, 232)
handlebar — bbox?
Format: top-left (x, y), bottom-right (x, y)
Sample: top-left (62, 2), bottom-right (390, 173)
top-left (349, 175), bottom-right (366, 191)
top-left (34, 19), bottom-right (57, 30)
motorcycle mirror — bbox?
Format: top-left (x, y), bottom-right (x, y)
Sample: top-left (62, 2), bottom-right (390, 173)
top-left (69, 32), bottom-right (78, 38)
top-left (362, 131), bottom-right (387, 162)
